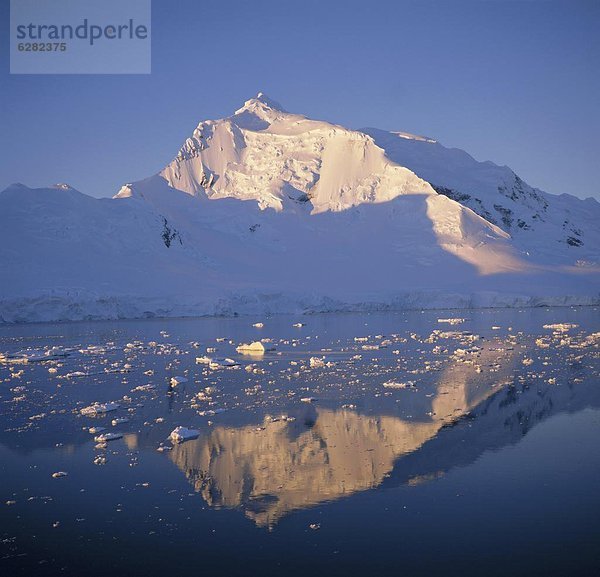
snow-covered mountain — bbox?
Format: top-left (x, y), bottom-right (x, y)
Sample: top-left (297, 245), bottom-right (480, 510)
top-left (1, 93), bottom-right (598, 322)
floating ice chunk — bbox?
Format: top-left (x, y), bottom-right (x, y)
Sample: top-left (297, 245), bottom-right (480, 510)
top-left (80, 402), bottom-right (120, 416)
top-left (383, 380), bottom-right (416, 389)
top-left (79, 345), bottom-right (114, 355)
top-left (52, 471), bottom-right (68, 478)
top-left (245, 363), bottom-right (266, 374)
top-left (111, 417), bottom-right (129, 426)
top-left (522, 357), bottom-right (534, 366)
top-left (209, 357), bottom-right (238, 369)
top-left (252, 322), bottom-right (264, 328)
top-left (309, 356), bottom-right (325, 368)
top-left (543, 323), bottom-right (578, 332)
top-left (169, 426), bottom-right (200, 443)
top-left (170, 376), bottom-right (188, 386)
top-left (236, 341), bottom-right (266, 354)
top-left (94, 432), bottom-right (123, 442)
top-left (292, 323), bottom-right (305, 327)
top-left (1, 349), bottom-right (67, 363)
top-left (301, 397), bottom-right (317, 403)
top-left (131, 384), bottom-right (156, 392)
top-left (88, 426), bottom-right (106, 434)
top-left (438, 318), bottom-right (465, 325)
top-left (195, 355), bottom-right (212, 364)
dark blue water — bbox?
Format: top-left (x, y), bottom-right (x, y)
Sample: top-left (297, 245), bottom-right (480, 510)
top-left (1, 308), bottom-right (599, 576)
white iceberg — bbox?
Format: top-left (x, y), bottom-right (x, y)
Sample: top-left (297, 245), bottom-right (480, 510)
top-left (236, 341), bottom-right (266, 354)
top-left (111, 417), bottom-right (129, 426)
top-left (209, 357), bottom-right (238, 369)
top-left (80, 402), bottom-right (120, 416)
top-left (169, 426), bottom-right (200, 443)
top-left (383, 380), bottom-right (416, 389)
top-left (94, 432), bottom-right (123, 442)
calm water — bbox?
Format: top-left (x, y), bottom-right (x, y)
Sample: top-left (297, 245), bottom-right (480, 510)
top-left (1, 309), bottom-right (599, 576)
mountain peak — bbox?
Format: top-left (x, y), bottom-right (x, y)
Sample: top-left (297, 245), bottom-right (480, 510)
top-left (235, 92), bottom-right (286, 116)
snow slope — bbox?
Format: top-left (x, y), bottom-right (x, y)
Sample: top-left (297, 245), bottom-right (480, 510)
top-left (0, 94), bottom-right (598, 323)
top-left (362, 127), bottom-right (600, 265)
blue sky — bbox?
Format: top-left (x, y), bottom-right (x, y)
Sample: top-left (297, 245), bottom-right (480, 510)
top-left (1, 0), bottom-right (599, 199)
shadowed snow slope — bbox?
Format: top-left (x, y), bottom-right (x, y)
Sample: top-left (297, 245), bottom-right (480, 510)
top-left (1, 94), bottom-right (598, 322)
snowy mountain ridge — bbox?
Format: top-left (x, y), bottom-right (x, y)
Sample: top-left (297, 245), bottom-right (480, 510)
top-left (0, 93), bottom-right (598, 323)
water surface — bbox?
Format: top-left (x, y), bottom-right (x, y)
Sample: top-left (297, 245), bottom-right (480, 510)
top-left (1, 309), bottom-right (599, 576)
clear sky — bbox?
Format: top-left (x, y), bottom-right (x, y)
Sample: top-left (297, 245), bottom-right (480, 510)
top-left (1, 0), bottom-right (599, 199)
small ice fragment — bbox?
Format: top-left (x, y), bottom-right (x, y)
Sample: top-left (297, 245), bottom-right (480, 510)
top-left (170, 376), bottom-right (188, 386)
top-left (52, 471), bottom-right (68, 478)
top-left (309, 357), bottom-right (325, 368)
top-left (94, 432), bottom-right (123, 442)
top-left (301, 397), bottom-right (317, 403)
top-left (88, 426), bottom-right (106, 434)
top-left (80, 402), bottom-right (120, 416)
top-left (112, 417), bottom-right (129, 426)
top-left (543, 323), bottom-right (578, 332)
top-left (169, 426), bottom-right (200, 443)
top-left (383, 380), bottom-right (415, 389)
top-left (236, 341), bottom-right (266, 354)
top-left (132, 384), bottom-right (156, 392)
top-left (309, 523), bottom-right (321, 530)
top-left (209, 358), bottom-right (238, 369)
top-left (293, 323), bottom-right (305, 328)
top-left (252, 322), bottom-right (264, 328)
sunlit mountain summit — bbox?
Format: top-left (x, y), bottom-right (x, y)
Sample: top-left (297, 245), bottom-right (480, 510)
top-left (1, 93), bottom-right (598, 323)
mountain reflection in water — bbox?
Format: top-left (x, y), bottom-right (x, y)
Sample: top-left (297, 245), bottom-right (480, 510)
top-left (168, 345), bottom-right (551, 527)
